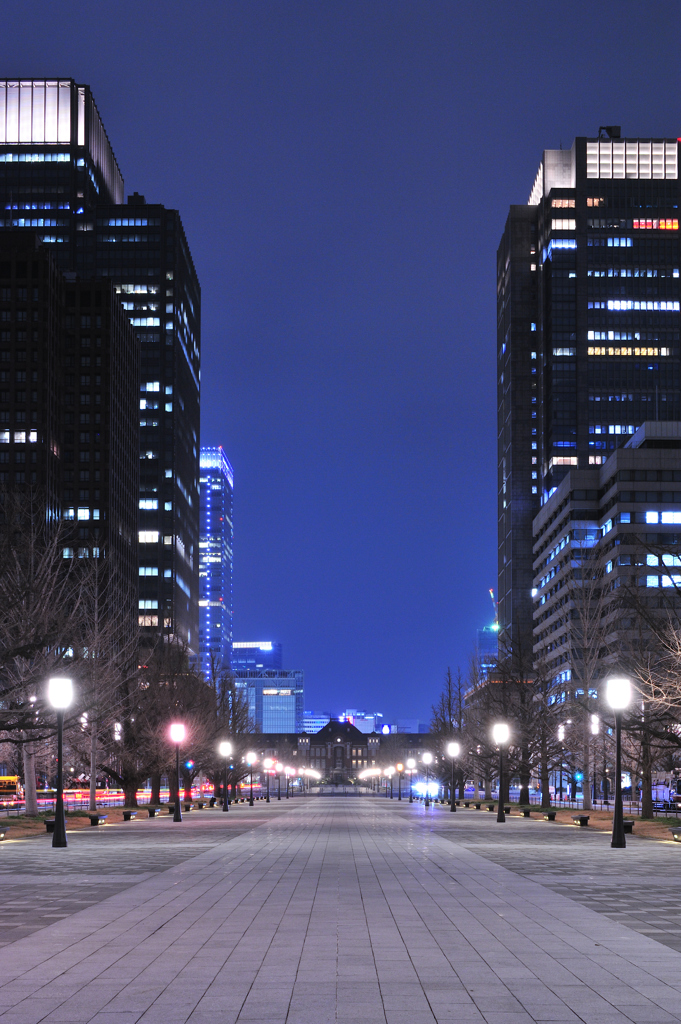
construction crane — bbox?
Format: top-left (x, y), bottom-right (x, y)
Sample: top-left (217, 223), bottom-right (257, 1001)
top-left (489, 588), bottom-right (499, 631)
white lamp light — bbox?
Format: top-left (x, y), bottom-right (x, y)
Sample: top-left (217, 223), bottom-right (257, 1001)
top-left (170, 722), bottom-right (185, 744)
top-left (406, 758), bottom-right (416, 770)
top-left (447, 741), bottom-right (460, 758)
top-left (275, 761), bottom-right (283, 772)
top-left (606, 677), bottom-right (631, 710)
top-left (48, 677), bottom-right (73, 709)
top-left (422, 752), bottom-right (433, 765)
top-left (246, 751), bottom-right (257, 766)
top-left (219, 740), bottom-right (232, 758)
top-left (263, 757), bottom-right (274, 770)
top-left (492, 723), bottom-right (510, 745)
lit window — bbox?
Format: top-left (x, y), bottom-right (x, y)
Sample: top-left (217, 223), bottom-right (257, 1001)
top-left (77, 507), bottom-right (90, 520)
top-left (139, 566), bottom-right (159, 576)
top-left (139, 530), bottom-right (159, 543)
top-left (646, 511), bottom-right (659, 524)
top-left (139, 499), bottom-right (158, 510)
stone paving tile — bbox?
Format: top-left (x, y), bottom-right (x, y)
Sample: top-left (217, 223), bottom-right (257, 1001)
top-left (3, 800), bottom-right (681, 1022)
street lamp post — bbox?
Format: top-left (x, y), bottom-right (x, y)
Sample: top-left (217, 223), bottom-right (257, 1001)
top-left (396, 763), bottom-right (403, 800)
top-left (170, 723), bottom-right (186, 822)
top-left (422, 752), bottom-right (433, 808)
top-left (263, 758), bottom-right (273, 802)
top-left (407, 758), bottom-right (415, 802)
top-left (606, 676), bottom-right (632, 849)
top-left (246, 751), bottom-right (257, 806)
top-left (276, 761), bottom-right (283, 800)
top-left (48, 677), bottom-right (73, 849)
top-left (492, 723), bottom-right (510, 823)
top-left (219, 740), bottom-right (232, 812)
top-left (285, 767), bottom-right (293, 798)
top-left (447, 741), bottom-right (460, 812)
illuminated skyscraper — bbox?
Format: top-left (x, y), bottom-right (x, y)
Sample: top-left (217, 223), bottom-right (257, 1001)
top-left (198, 446), bottom-right (233, 678)
top-left (498, 130), bottom-right (681, 650)
top-left (0, 79), bottom-right (201, 650)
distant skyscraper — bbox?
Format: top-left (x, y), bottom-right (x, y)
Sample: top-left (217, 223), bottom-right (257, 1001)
top-left (231, 640), bottom-right (283, 672)
top-left (498, 130), bottom-right (681, 649)
top-left (235, 668), bottom-right (304, 732)
top-left (476, 625), bottom-right (498, 681)
top-left (198, 446), bottom-right (233, 678)
top-left (0, 79), bottom-right (201, 651)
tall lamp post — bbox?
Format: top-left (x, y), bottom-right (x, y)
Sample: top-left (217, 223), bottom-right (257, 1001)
top-left (407, 758), bottom-right (415, 802)
top-left (492, 723), bottom-right (510, 823)
top-left (606, 676), bottom-right (632, 849)
top-left (170, 722), bottom-right (186, 822)
top-left (48, 676), bottom-right (73, 849)
top-left (219, 740), bottom-right (232, 812)
top-left (447, 741), bottom-right (460, 812)
top-left (285, 766), bottom-right (293, 798)
top-left (263, 758), bottom-right (273, 802)
top-left (396, 763), bottom-right (404, 801)
top-left (276, 761), bottom-right (283, 800)
top-left (246, 751), bottom-right (257, 806)
top-left (422, 752), bottom-right (433, 808)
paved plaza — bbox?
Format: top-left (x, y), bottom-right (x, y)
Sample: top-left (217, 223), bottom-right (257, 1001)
top-left (1, 799), bottom-right (681, 1023)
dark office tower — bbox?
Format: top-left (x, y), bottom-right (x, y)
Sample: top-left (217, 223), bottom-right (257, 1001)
top-left (0, 79), bottom-right (201, 652)
top-left (498, 132), bottom-right (681, 649)
top-left (198, 446), bottom-right (234, 678)
top-left (93, 197), bottom-right (201, 650)
top-left (0, 232), bottom-right (138, 627)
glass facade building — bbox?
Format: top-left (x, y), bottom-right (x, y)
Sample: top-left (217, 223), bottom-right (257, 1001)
top-left (498, 133), bottom-right (681, 649)
top-left (0, 80), bottom-right (201, 651)
top-left (198, 446), bottom-right (233, 678)
top-left (231, 640), bottom-right (283, 672)
top-left (235, 668), bottom-right (304, 733)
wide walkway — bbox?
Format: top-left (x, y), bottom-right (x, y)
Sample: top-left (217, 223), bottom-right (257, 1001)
top-left (1, 798), bottom-right (681, 1023)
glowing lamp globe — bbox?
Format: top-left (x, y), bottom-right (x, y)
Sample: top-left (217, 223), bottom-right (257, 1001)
top-left (263, 757), bottom-right (274, 770)
top-left (170, 723), bottom-right (185, 744)
top-left (48, 677), bottom-right (73, 709)
top-left (606, 677), bottom-right (632, 710)
top-left (246, 751), bottom-right (257, 766)
top-left (406, 758), bottom-right (416, 769)
top-left (447, 742), bottom-right (460, 758)
top-left (219, 741), bottom-right (232, 758)
top-left (422, 752), bottom-right (433, 765)
top-left (275, 762), bottom-right (283, 772)
top-left (492, 723), bottom-right (510, 746)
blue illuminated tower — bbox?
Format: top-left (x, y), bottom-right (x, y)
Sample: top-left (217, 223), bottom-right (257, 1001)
top-left (198, 446), bottom-right (234, 678)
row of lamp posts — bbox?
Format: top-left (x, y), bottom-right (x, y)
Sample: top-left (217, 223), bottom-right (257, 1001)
top-left (44, 674), bottom-right (633, 852)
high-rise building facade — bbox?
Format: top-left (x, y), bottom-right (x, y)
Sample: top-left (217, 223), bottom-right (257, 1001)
top-left (498, 131), bottom-right (681, 650)
top-left (235, 668), bottom-right (304, 732)
top-left (0, 79), bottom-right (201, 650)
top-left (0, 232), bottom-right (138, 627)
top-left (231, 640), bottom-right (283, 672)
top-left (198, 446), bottom-right (233, 678)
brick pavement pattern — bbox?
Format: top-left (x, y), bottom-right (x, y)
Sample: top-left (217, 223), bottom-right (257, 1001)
top-left (1, 799), bottom-right (681, 1023)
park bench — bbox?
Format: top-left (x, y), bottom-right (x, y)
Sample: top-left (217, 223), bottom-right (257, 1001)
top-left (183, 802), bottom-right (192, 812)
top-left (196, 801), bottom-right (205, 809)
top-left (520, 808), bottom-right (532, 818)
top-left (0, 824), bottom-right (10, 840)
top-left (122, 810), bottom-right (137, 822)
top-left (543, 810), bottom-right (557, 821)
top-left (486, 804), bottom-right (496, 812)
top-left (147, 807), bottom-right (159, 817)
top-left (208, 797), bottom-right (217, 807)
top-left (669, 826), bottom-right (681, 842)
top-left (44, 818), bottom-right (66, 833)
top-left (88, 813), bottom-right (108, 826)
top-left (623, 820), bottom-right (635, 834)
top-left (474, 802), bottom-right (482, 810)
top-left (463, 801), bottom-right (470, 807)
top-left (504, 805), bottom-right (511, 814)
top-left (572, 814), bottom-right (590, 827)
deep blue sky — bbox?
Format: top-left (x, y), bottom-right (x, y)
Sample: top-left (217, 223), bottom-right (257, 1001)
top-left (3, 3), bottom-right (681, 719)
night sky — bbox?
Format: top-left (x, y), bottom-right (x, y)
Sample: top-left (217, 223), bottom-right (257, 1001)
top-left (3, 3), bottom-right (681, 720)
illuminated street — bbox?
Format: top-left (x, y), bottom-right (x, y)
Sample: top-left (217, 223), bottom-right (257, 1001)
top-left (2, 799), bottom-right (681, 1023)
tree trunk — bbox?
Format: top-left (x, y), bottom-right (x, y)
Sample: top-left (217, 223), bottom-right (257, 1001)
top-left (123, 779), bottom-right (139, 807)
top-left (640, 724), bottom-right (654, 818)
top-left (519, 749), bottom-right (530, 805)
top-left (22, 734), bottom-right (38, 816)
top-left (582, 724), bottom-right (592, 811)
top-left (89, 720), bottom-right (98, 812)
top-left (483, 775), bottom-right (491, 800)
top-left (150, 772), bottom-right (161, 804)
